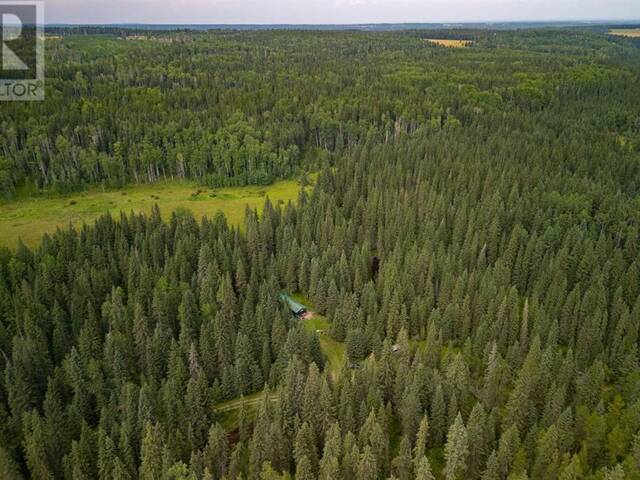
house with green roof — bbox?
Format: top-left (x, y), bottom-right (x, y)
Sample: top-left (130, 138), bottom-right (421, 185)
top-left (279, 293), bottom-right (308, 317)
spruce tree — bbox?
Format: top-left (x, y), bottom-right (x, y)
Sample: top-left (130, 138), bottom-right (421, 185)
top-left (415, 456), bottom-right (436, 480)
top-left (444, 413), bottom-right (469, 480)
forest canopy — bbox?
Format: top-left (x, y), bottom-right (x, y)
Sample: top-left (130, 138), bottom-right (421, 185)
top-left (0, 26), bottom-right (640, 480)
top-left (1, 27), bottom-right (639, 195)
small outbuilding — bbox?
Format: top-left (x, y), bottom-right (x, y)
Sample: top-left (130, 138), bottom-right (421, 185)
top-left (279, 293), bottom-right (308, 318)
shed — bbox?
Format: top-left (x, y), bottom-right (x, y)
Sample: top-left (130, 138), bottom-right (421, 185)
top-left (279, 293), bottom-right (308, 317)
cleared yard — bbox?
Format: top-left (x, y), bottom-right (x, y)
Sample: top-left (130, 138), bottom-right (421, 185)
top-left (291, 293), bottom-right (347, 377)
top-left (425, 38), bottom-right (472, 48)
top-left (0, 179), bottom-right (303, 248)
top-left (302, 315), bottom-right (346, 377)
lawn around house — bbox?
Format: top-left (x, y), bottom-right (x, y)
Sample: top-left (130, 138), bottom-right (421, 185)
top-left (0, 179), bottom-right (304, 248)
top-left (301, 315), bottom-right (347, 378)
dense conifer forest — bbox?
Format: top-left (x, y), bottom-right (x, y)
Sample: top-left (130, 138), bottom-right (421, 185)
top-left (1, 26), bottom-right (640, 479)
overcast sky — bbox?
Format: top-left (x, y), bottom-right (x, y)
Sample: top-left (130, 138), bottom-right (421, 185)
top-left (45, 0), bottom-right (640, 25)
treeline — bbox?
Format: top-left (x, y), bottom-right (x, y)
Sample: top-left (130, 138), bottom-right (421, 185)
top-left (1, 97), bottom-right (640, 479)
top-left (1, 28), bottom-right (639, 194)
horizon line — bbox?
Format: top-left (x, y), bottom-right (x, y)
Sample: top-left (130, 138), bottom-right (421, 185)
top-left (46, 19), bottom-right (640, 26)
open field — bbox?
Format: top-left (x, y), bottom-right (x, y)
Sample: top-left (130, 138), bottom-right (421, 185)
top-left (0, 179), bottom-right (302, 248)
top-left (425, 38), bottom-right (472, 48)
top-left (609, 29), bottom-right (640, 38)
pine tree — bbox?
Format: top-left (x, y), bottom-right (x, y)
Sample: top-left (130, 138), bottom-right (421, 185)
top-left (139, 423), bottom-right (164, 480)
top-left (496, 426), bottom-right (521, 479)
top-left (532, 425), bottom-right (559, 479)
top-left (558, 454), bottom-right (583, 480)
top-left (466, 403), bottom-right (488, 479)
top-left (602, 464), bottom-right (626, 480)
top-left (294, 422), bottom-right (318, 475)
top-left (215, 274), bottom-right (237, 367)
top-left (112, 457), bottom-right (133, 480)
top-left (235, 332), bottom-right (261, 395)
top-left (482, 343), bottom-right (503, 411)
top-left (415, 456), bottom-right (436, 480)
top-left (414, 415), bottom-right (430, 467)
top-left (296, 456), bottom-right (315, 480)
top-left (204, 423), bottom-right (229, 479)
top-left (431, 384), bottom-right (446, 446)
top-left (400, 380), bottom-right (422, 442)
top-left (356, 446), bottom-right (378, 480)
top-left (0, 447), bottom-right (23, 480)
top-left (319, 423), bottom-right (342, 480)
top-left (444, 413), bottom-right (469, 480)
top-left (185, 367), bottom-right (210, 451)
top-left (66, 422), bottom-right (98, 480)
top-left (631, 432), bottom-right (640, 472)
top-left (481, 451), bottom-right (500, 480)
top-left (229, 441), bottom-right (248, 480)
top-left (178, 290), bottom-right (200, 354)
top-left (22, 410), bottom-right (54, 480)
top-left (504, 337), bottom-right (541, 433)
top-left (392, 436), bottom-right (413, 480)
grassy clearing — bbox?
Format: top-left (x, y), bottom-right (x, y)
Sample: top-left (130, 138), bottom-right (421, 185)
top-left (214, 390), bottom-right (279, 431)
top-left (215, 293), bottom-right (346, 431)
top-left (0, 179), bottom-right (302, 248)
top-left (215, 390), bottom-right (276, 413)
top-left (303, 315), bottom-right (346, 377)
top-left (291, 293), bottom-right (347, 377)
top-left (609, 29), bottom-right (640, 38)
top-left (425, 38), bottom-right (472, 48)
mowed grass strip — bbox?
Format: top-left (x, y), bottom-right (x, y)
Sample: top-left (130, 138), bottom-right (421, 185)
top-left (302, 315), bottom-right (346, 378)
top-left (215, 390), bottom-right (276, 413)
top-left (291, 293), bottom-right (347, 378)
top-left (609, 29), bottom-right (640, 38)
top-left (425, 38), bottom-right (472, 48)
top-left (0, 179), bottom-right (303, 248)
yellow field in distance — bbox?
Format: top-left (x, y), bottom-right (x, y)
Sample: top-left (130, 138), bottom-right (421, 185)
top-left (609, 29), bottom-right (640, 38)
top-left (425, 38), bottom-right (472, 48)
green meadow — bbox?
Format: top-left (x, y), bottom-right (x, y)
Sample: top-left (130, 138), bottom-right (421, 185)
top-left (0, 180), bottom-right (303, 248)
